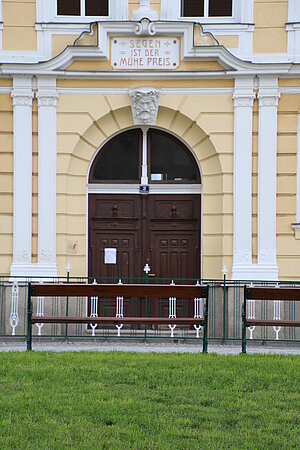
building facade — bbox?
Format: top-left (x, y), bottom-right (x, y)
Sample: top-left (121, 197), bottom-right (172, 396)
top-left (1, 0), bottom-right (300, 281)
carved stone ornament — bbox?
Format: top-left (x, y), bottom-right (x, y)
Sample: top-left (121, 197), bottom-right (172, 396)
top-left (260, 249), bottom-right (276, 263)
top-left (135, 18), bottom-right (156, 36)
top-left (129, 88), bottom-right (160, 125)
top-left (235, 249), bottom-right (252, 264)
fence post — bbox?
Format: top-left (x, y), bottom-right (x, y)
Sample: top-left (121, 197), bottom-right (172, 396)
top-left (202, 286), bottom-right (209, 353)
top-left (26, 283), bottom-right (33, 351)
top-left (65, 262), bottom-right (71, 340)
top-left (143, 264), bottom-right (150, 341)
top-left (222, 266), bottom-right (228, 342)
top-left (242, 285), bottom-right (247, 353)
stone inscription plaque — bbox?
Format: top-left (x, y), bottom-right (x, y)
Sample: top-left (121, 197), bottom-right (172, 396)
top-left (111, 37), bottom-right (179, 70)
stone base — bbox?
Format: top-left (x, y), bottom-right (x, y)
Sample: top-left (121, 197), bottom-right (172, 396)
top-left (231, 263), bottom-right (279, 281)
top-left (10, 263), bottom-right (58, 280)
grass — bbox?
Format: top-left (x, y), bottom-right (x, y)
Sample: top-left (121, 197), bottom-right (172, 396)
top-left (0, 352), bottom-right (299, 449)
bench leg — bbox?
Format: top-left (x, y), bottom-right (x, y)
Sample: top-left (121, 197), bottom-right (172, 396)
top-left (202, 301), bottom-right (208, 353)
top-left (242, 303), bottom-right (246, 354)
top-left (26, 283), bottom-right (32, 351)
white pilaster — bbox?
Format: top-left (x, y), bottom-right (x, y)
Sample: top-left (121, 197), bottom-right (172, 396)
top-left (110, 0), bottom-right (128, 20)
top-left (296, 113), bottom-right (300, 222)
top-left (10, 77), bottom-right (34, 278)
top-left (231, 77), bottom-right (255, 280)
top-left (132, 0), bottom-right (158, 21)
top-left (160, 0), bottom-right (180, 20)
top-left (36, 77), bottom-right (58, 277)
top-left (257, 76), bottom-right (280, 280)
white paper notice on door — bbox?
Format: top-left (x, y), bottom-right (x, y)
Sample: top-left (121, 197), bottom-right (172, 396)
top-left (104, 248), bottom-right (117, 264)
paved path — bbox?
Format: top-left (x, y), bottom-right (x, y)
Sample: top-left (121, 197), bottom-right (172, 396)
top-left (0, 340), bottom-right (300, 355)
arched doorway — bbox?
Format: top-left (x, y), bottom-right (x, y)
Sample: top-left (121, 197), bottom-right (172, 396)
top-left (88, 128), bottom-right (202, 280)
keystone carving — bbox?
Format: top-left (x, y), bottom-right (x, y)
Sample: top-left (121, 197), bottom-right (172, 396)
top-left (129, 87), bottom-right (160, 125)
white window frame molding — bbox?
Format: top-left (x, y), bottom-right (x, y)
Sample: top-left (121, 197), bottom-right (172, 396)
top-left (36, 0), bottom-right (128, 23)
top-left (35, 0), bottom-right (128, 60)
top-left (287, 0), bottom-right (300, 62)
top-left (161, 0), bottom-right (253, 24)
top-left (160, 0), bottom-right (254, 59)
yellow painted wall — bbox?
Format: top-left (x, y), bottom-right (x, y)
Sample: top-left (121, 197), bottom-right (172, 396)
top-left (2, 0), bottom-right (37, 51)
top-left (0, 93), bottom-right (13, 275)
top-left (56, 91), bottom-right (234, 278)
top-left (253, 0), bottom-right (288, 54)
top-left (276, 95), bottom-right (300, 280)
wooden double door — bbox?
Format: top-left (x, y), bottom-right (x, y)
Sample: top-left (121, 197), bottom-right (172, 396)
top-left (88, 194), bottom-right (201, 281)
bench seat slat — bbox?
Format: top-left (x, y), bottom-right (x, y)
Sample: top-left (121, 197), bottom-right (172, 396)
top-left (30, 283), bottom-right (207, 299)
top-left (246, 319), bottom-right (300, 327)
top-left (31, 316), bottom-right (205, 325)
top-left (245, 287), bottom-right (300, 301)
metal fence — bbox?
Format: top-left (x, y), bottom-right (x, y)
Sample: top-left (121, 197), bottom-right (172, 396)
top-left (0, 276), bottom-right (300, 344)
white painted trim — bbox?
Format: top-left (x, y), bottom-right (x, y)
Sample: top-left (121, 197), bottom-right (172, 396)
top-left (88, 184), bottom-right (203, 194)
top-left (10, 76), bottom-right (34, 277)
top-left (36, 77), bottom-right (58, 276)
top-left (280, 87), bottom-right (300, 95)
top-left (296, 113), bottom-right (300, 222)
top-left (0, 87), bottom-right (11, 94)
top-left (231, 77), bottom-right (255, 280)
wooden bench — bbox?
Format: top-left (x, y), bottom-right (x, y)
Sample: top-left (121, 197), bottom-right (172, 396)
top-left (242, 286), bottom-right (300, 353)
top-left (27, 283), bottom-right (209, 352)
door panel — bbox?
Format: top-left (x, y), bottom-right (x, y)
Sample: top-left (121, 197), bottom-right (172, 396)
top-left (89, 194), bottom-right (201, 280)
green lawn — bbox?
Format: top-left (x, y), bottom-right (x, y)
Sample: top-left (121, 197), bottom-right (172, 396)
top-left (0, 352), bottom-right (299, 449)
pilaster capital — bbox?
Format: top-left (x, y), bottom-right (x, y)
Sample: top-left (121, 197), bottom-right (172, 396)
top-left (233, 93), bottom-right (255, 108)
top-left (258, 93), bottom-right (280, 107)
top-left (11, 91), bottom-right (34, 107)
top-left (36, 91), bottom-right (59, 107)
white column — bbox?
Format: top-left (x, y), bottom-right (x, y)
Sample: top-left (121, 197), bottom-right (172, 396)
top-left (36, 77), bottom-right (58, 277)
top-left (257, 76), bottom-right (280, 280)
top-left (10, 77), bottom-right (34, 278)
top-left (231, 77), bottom-right (255, 280)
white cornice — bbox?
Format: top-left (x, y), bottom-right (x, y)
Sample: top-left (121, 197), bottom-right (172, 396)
top-left (0, 20), bottom-right (299, 76)
top-left (57, 87), bottom-right (234, 95)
